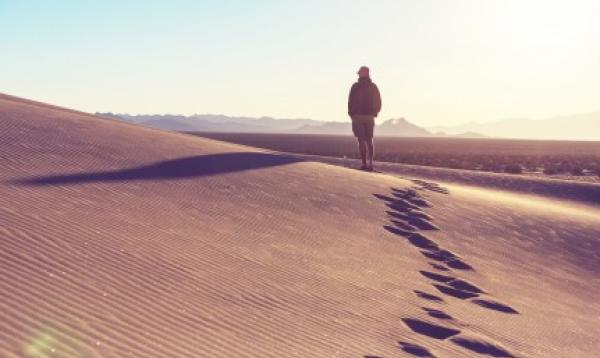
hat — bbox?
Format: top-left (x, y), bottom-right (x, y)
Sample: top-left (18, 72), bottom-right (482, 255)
top-left (358, 66), bottom-right (370, 76)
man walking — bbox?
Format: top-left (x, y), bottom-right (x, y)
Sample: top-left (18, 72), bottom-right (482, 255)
top-left (348, 66), bottom-right (381, 171)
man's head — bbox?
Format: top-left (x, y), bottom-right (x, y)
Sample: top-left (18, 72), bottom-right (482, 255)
top-left (357, 66), bottom-right (370, 78)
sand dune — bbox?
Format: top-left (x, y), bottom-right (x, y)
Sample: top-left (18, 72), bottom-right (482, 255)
top-left (1, 93), bottom-right (600, 357)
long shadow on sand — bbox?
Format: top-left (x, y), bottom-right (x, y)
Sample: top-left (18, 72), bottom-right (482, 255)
top-left (13, 152), bottom-right (303, 186)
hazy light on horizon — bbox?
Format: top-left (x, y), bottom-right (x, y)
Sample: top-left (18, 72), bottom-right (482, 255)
top-left (1, 0), bottom-right (599, 127)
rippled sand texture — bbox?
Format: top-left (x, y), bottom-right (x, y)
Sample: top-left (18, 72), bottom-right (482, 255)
top-left (1, 93), bottom-right (600, 357)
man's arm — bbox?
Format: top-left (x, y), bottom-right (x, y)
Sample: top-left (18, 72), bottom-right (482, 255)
top-left (348, 84), bottom-right (357, 116)
top-left (373, 84), bottom-right (382, 116)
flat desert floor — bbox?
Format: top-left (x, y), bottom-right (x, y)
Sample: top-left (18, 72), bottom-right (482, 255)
top-left (1, 93), bottom-right (600, 357)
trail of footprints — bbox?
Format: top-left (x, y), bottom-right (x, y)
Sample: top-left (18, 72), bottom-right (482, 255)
top-left (365, 180), bottom-right (518, 358)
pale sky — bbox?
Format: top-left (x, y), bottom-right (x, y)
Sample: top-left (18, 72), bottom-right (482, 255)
top-left (1, 0), bottom-right (599, 126)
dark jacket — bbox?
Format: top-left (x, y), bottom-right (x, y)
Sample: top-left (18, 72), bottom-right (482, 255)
top-left (348, 77), bottom-right (382, 117)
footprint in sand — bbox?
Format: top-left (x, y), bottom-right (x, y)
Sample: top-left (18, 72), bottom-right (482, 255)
top-left (405, 233), bottom-right (441, 251)
top-left (385, 200), bottom-right (418, 213)
top-left (392, 189), bottom-right (432, 208)
top-left (390, 213), bottom-right (439, 230)
top-left (388, 220), bottom-right (417, 232)
top-left (384, 226), bottom-right (440, 251)
top-left (472, 299), bottom-right (519, 314)
top-left (420, 249), bottom-right (474, 271)
top-left (433, 284), bottom-right (480, 300)
top-left (422, 307), bottom-right (453, 320)
top-left (398, 341), bottom-right (436, 357)
top-left (410, 180), bottom-right (450, 194)
top-left (414, 290), bottom-right (444, 303)
top-left (419, 270), bottom-right (454, 283)
top-left (448, 278), bottom-right (485, 294)
top-left (428, 262), bottom-right (450, 272)
top-left (451, 337), bottom-right (515, 357)
top-left (401, 318), bottom-right (461, 340)
top-left (375, 193), bottom-right (422, 212)
top-left (387, 209), bottom-right (434, 222)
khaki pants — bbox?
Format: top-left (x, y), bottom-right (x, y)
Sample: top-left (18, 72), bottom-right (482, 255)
top-left (351, 115), bottom-right (375, 140)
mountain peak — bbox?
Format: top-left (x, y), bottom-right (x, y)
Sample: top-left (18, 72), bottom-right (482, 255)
top-left (383, 118), bottom-right (408, 125)
top-left (427, 112), bottom-right (600, 140)
top-left (378, 117), bottom-right (431, 137)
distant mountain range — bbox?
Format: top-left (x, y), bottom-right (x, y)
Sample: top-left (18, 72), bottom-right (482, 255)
top-left (100, 111), bottom-right (600, 140)
top-left (295, 117), bottom-right (435, 137)
top-left (100, 113), bottom-right (321, 133)
top-left (99, 113), bottom-right (482, 138)
top-left (428, 112), bottom-right (600, 141)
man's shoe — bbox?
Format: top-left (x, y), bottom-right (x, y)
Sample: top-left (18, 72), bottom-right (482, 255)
top-left (360, 164), bottom-right (369, 171)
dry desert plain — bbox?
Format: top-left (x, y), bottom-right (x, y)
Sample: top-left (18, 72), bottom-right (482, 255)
top-left (189, 132), bottom-right (600, 184)
top-left (1, 93), bottom-right (600, 357)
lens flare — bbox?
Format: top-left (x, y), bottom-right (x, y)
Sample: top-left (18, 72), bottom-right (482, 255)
top-left (24, 331), bottom-right (56, 357)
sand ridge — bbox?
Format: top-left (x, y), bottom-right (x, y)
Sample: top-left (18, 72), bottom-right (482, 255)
top-left (1, 93), bottom-right (600, 357)
top-left (282, 153), bottom-right (600, 207)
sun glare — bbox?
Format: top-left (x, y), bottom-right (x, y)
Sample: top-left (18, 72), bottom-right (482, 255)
top-left (490, 1), bottom-right (597, 54)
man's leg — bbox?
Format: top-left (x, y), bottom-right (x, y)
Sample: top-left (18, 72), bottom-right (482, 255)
top-left (365, 117), bottom-right (375, 169)
top-left (358, 139), bottom-right (367, 168)
top-left (366, 138), bottom-right (374, 169)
